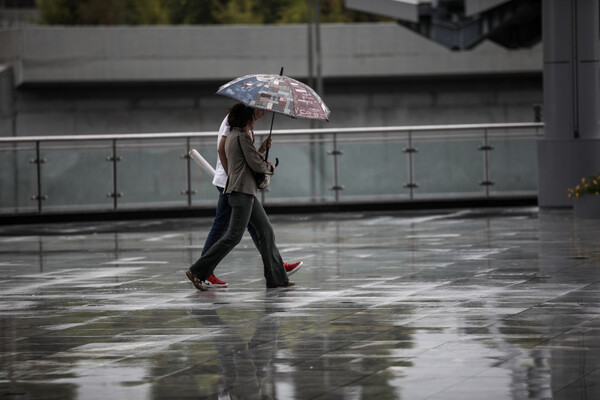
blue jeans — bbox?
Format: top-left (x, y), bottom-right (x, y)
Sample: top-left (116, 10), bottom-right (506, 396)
top-left (201, 187), bottom-right (260, 256)
top-left (190, 192), bottom-right (288, 286)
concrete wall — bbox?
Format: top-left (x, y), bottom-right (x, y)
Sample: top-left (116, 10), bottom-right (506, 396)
top-left (11, 74), bottom-right (541, 137)
top-left (1, 23), bottom-right (542, 85)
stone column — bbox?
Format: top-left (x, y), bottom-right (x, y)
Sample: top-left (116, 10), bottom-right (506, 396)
top-left (538, 0), bottom-right (600, 207)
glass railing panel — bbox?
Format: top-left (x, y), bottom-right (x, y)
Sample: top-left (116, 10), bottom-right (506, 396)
top-left (116, 139), bottom-right (189, 209)
top-left (336, 133), bottom-right (410, 200)
top-left (188, 139), bottom-right (221, 206)
top-left (412, 139), bottom-right (485, 197)
top-left (489, 138), bottom-right (538, 194)
top-left (41, 141), bottom-right (113, 211)
top-left (0, 145), bottom-right (38, 213)
top-left (259, 134), bottom-right (334, 203)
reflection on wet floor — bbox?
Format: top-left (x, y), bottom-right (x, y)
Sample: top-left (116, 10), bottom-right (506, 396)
top-left (0, 207), bottom-right (598, 399)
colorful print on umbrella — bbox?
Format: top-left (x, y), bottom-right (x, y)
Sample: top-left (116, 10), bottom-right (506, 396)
top-left (216, 74), bottom-right (330, 121)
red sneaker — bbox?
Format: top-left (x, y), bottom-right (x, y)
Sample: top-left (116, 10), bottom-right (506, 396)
top-left (203, 274), bottom-right (228, 288)
top-left (284, 261), bottom-right (303, 276)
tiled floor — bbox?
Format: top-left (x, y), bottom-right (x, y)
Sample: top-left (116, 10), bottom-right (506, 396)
top-left (0, 207), bottom-right (598, 399)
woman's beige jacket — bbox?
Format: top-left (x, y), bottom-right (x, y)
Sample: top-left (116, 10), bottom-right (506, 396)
top-left (224, 127), bottom-right (274, 197)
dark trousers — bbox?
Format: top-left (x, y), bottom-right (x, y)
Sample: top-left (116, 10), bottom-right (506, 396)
top-left (190, 192), bottom-right (288, 286)
top-left (201, 187), bottom-right (260, 256)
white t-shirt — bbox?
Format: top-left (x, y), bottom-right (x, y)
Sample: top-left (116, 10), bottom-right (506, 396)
top-left (212, 115), bottom-right (230, 188)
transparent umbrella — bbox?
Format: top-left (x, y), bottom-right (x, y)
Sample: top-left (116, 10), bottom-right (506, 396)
top-left (216, 68), bottom-right (331, 162)
top-left (216, 71), bottom-right (330, 121)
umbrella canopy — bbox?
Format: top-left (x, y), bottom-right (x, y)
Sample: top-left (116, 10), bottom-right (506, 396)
top-left (216, 74), bottom-right (331, 121)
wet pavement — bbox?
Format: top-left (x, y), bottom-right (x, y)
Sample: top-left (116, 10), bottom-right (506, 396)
top-left (0, 207), bottom-right (599, 400)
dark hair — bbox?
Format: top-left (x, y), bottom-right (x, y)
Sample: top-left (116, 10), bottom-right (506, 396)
top-left (227, 104), bottom-right (255, 129)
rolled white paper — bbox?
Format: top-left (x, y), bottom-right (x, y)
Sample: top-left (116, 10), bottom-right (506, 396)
top-left (189, 149), bottom-right (216, 177)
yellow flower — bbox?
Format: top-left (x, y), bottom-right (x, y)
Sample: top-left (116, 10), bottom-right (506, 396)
top-left (568, 175), bottom-right (600, 199)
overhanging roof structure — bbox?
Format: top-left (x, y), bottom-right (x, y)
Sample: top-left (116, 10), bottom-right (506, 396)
top-left (345, 0), bottom-right (541, 50)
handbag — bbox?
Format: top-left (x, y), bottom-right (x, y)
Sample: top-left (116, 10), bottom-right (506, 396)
top-left (255, 172), bottom-right (271, 190)
top-left (237, 135), bottom-right (270, 189)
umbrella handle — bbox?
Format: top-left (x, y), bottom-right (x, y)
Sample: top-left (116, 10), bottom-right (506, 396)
top-left (264, 112), bottom-right (275, 161)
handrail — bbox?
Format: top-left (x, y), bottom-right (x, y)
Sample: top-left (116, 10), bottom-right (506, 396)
top-left (0, 122), bottom-right (544, 144)
top-left (0, 122), bottom-right (544, 215)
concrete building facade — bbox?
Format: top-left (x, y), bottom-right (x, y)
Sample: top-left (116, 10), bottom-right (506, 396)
top-left (1, 23), bottom-right (542, 137)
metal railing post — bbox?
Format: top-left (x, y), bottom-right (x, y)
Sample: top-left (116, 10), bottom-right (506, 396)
top-left (403, 131), bottom-right (419, 200)
top-left (29, 141), bottom-right (47, 213)
top-left (478, 128), bottom-right (495, 197)
top-left (328, 131), bottom-right (344, 201)
top-left (106, 139), bottom-right (122, 210)
top-left (181, 138), bottom-right (196, 207)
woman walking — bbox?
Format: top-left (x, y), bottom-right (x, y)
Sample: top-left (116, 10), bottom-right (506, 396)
top-left (198, 109), bottom-right (302, 288)
top-left (186, 104), bottom-right (294, 290)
